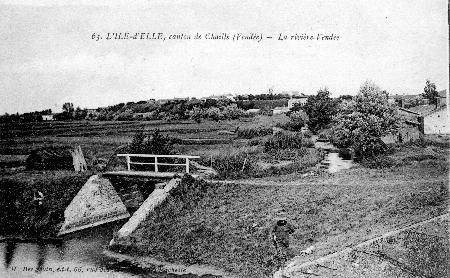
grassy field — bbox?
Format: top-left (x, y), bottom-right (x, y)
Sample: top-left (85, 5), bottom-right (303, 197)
top-left (0, 115), bottom-right (289, 158)
top-left (1, 115), bottom-right (321, 179)
top-left (112, 138), bottom-right (449, 278)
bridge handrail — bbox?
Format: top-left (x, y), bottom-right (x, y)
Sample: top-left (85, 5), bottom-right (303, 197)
top-left (117, 154), bottom-right (200, 159)
top-left (117, 154), bottom-right (200, 173)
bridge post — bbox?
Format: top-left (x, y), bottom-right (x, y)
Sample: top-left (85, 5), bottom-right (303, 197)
top-left (186, 158), bottom-right (190, 173)
top-left (154, 157), bottom-right (158, 172)
top-left (126, 155), bottom-right (131, 171)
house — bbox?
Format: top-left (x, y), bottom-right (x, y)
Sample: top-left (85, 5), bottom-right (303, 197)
top-left (398, 107), bottom-right (421, 127)
top-left (287, 95), bottom-right (308, 109)
top-left (422, 106), bottom-right (448, 134)
top-left (407, 103), bottom-right (449, 134)
top-left (436, 90), bottom-right (447, 107)
top-left (41, 114), bottom-right (54, 121)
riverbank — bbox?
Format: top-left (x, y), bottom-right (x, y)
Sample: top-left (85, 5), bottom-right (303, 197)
top-left (103, 250), bottom-right (234, 278)
top-left (278, 213), bottom-right (449, 278)
top-left (110, 139), bottom-right (449, 277)
top-left (0, 170), bottom-right (92, 237)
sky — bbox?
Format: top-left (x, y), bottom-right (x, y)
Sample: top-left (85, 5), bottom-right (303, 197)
top-left (0, 0), bottom-right (448, 114)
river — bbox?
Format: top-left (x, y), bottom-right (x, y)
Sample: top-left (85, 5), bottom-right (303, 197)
top-left (0, 221), bottom-right (172, 278)
top-left (314, 139), bottom-right (354, 173)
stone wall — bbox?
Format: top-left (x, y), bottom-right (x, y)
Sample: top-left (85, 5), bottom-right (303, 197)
top-left (58, 175), bottom-right (130, 236)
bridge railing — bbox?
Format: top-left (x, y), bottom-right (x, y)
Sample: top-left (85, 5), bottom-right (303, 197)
top-left (117, 154), bottom-right (200, 174)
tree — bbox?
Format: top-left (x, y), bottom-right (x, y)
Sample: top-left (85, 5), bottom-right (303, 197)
top-left (302, 88), bottom-right (337, 133)
top-left (287, 110), bottom-right (309, 131)
top-left (129, 129), bottom-right (175, 155)
top-left (129, 129), bottom-right (145, 153)
top-left (330, 81), bottom-right (400, 158)
top-left (74, 107), bottom-right (87, 120)
top-left (142, 129), bottom-right (175, 154)
top-left (189, 106), bottom-right (203, 123)
top-left (62, 102), bottom-right (74, 120)
top-left (62, 102), bottom-right (74, 113)
top-left (422, 80), bottom-right (438, 105)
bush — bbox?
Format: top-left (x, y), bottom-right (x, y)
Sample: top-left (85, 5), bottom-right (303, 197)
top-left (197, 148), bottom-right (259, 180)
top-left (129, 129), bottom-right (175, 155)
top-left (264, 133), bottom-right (304, 152)
top-left (287, 110), bottom-right (309, 131)
top-left (210, 152), bottom-right (258, 179)
top-left (26, 146), bottom-right (74, 170)
top-left (317, 129), bottom-right (332, 141)
top-left (237, 127), bottom-right (273, 139)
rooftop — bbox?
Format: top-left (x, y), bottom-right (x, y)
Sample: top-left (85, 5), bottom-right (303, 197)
top-left (407, 104), bottom-right (447, 117)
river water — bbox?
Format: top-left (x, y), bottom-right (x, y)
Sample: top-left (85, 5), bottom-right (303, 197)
top-left (314, 139), bottom-right (354, 173)
top-left (0, 221), bottom-right (170, 278)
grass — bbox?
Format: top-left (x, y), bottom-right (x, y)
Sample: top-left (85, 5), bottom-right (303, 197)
top-left (0, 170), bottom-right (92, 236)
top-left (111, 138), bottom-right (448, 278)
top-left (0, 116), bottom-right (288, 161)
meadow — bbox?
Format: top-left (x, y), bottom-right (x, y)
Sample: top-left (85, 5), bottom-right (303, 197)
top-left (1, 114), bottom-right (323, 179)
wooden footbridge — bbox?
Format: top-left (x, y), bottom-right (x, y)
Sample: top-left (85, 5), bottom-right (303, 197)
top-left (103, 154), bottom-right (201, 179)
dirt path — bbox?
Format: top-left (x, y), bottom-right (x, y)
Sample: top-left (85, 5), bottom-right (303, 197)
top-left (275, 213), bottom-right (449, 278)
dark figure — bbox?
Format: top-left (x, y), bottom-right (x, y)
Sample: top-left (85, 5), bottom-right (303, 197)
top-left (271, 216), bottom-right (296, 271)
top-left (27, 189), bottom-right (47, 236)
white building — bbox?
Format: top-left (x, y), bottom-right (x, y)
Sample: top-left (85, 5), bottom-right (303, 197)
top-left (42, 114), bottom-right (54, 121)
top-left (287, 96), bottom-right (308, 109)
top-left (422, 106), bottom-right (449, 134)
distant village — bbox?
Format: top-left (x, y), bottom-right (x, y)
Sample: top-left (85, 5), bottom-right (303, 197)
top-left (1, 88), bottom-right (448, 136)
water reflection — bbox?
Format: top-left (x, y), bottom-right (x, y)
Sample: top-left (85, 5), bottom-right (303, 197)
top-left (0, 221), bottom-right (163, 277)
top-left (4, 241), bottom-right (16, 269)
top-left (36, 241), bottom-right (48, 273)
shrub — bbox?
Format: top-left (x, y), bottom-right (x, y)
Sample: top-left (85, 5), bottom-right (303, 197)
top-left (129, 129), bottom-right (175, 155)
top-left (237, 127), bottom-right (273, 139)
top-left (264, 133), bottom-right (304, 152)
top-left (197, 148), bottom-right (259, 179)
top-left (317, 129), bottom-right (332, 141)
top-left (287, 110), bottom-right (309, 131)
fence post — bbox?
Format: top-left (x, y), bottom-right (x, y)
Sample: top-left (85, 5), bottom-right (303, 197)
top-left (154, 156), bottom-right (158, 172)
top-left (186, 158), bottom-right (190, 173)
top-left (126, 155), bottom-right (131, 171)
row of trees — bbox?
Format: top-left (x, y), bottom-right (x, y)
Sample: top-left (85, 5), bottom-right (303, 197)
top-left (0, 109), bottom-right (53, 123)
